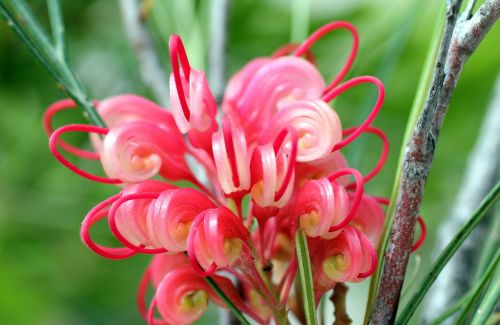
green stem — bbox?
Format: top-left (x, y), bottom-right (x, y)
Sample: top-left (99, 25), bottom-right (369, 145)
top-left (0, 0), bottom-right (105, 127)
top-left (205, 276), bottom-right (252, 325)
top-left (295, 229), bottom-right (317, 325)
top-left (396, 183), bottom-right (500, 325)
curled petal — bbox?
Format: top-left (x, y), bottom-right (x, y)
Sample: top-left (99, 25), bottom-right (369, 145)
top-left (170, 70), bottom-right (217, 133)
top-left (91, 94), bottom-right (177, 151)
top-left (343, 126), bottom-right (389, 188)
top-left (43, 99), bottom-right (100, 160)
top-left (223, 58), bottom-right (271, 107)
top-left (147, 188), bottom-right (216, 252)
top-left (352, 229), bottom-right (378, 280)
top-left (223, 57), bottom-right (325, 142)
top-left (327, 168), bottom-right (364, 232)
top-left (293, 21), bottom-right (359, 91)
top-left (264, 100), bottom-right (342, 162)
top-left (109, 192), bottom-right (165, 254)
top-left (155, 267), bottom-right (212, 325)
top-left (80, 194), bottom-right (136, 259)
top-left (49, 124), bottom-right (121, 184)
top-left (100, 120), bottom-right (191, 183)
top-left (169, 35), bottom-right (218, 154)
top-left (96, 94), bottom-right (173, 128)
top-left (294, 179), bottom-right (336, 237)
top-left (313, 227), bottom-right (363, 286)
top-left (137, 253), bottom-right (191, 321)
top-left (272, 43), bottom-right (316, 63)
top-left (113, 180), bottom-right (175, 248)
top-left (250, 144), bottom-right (294, 209)
top-left (323, 76), bottom-right (385, 152)
top-left (349, 195), bottom-right (385, 246)
top-left (295, 178), bottom-right (349, 239)
top-left (187, 207), bottom-right (250, 272)
top-left (149, 253), bottom-right (192, 288)
top-left (212, 120), bottom-right (251, 195)
top-left (295, 152), bottom-right (349, 187)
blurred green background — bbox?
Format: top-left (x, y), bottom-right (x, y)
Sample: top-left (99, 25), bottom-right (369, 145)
top-left (0, 0), bottom-right (498, 324)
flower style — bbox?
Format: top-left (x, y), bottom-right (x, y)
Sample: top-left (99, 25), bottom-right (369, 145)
top-left (44, 21), bottom-right (427, 325)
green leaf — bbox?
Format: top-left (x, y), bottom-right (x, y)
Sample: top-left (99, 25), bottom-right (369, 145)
top-left (429, 291), bottom-right (472, 325)
top-left (456, 249), bottom-right (500, 324)
top-left (47, 0), bottom-right (67, 60)
top-left (430, 249), bottom-right (499, 324)
top-left (295, 228), bottom-right (317, 325)
top-left (470, 271), bottom-right (500, 325)
top-left (205, 276), bottom-right (251, 325)
top-left (396, 182), bottom-right (500, 325)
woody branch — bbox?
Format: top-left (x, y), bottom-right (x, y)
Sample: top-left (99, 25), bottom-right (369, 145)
top-left (371, 0), bottom-right (500, 324)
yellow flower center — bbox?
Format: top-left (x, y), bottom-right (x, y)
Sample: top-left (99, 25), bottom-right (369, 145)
top-left (250, 180), bottom-right (265, 205)
top-left (130, 153), bottom-right (161, 171)
top-left (300, 210), bottom-right (320, 236)
top-left (322, 254), bottom-right (348, 281)
top-left (223, 238), bottom-right (243, 264)
top-left (179, 290), bottom-right (209, 313)
top-left (172, 221), bottom-right (192, 241)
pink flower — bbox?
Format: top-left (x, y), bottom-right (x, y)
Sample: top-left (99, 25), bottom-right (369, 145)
top-left (187, 207), bottom-right (251, 273)
top-left (223, 56), bottom-right (324, 143)
top-left (42, 19), bottom-right (421, 325)
top-left (311, 226), bottom-right (376, 300)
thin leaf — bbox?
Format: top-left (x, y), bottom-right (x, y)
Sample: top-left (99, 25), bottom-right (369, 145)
top-left (429, 291), bottom-right (472, 325)
top-left (430, 249), bottom-right (499, 324)
top-left (0, 0), bottom-right (105, 127)
top-left (295, 229), bottom-right (317, 325)
top-left (205, 276), bottom-right (251, 325)
top-left (47, 0), bottom-right (67, 60)
top-left (396, 182), bottom-right (500, 325)
top-left (474, 207), bottom-right (500, 279)
top-left (456, 249), bottom-right (500, 324)
top-left (470, 271), bottom-right (500, 325)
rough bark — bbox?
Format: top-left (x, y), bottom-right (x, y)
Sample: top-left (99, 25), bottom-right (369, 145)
top-left (370, 1), bottom-right (500, 324)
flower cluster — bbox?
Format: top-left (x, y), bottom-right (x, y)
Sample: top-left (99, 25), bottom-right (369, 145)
top-left (44, 21), bottom-right (425, 324)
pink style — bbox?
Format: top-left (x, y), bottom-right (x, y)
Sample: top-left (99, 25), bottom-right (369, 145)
top-left (43, 21), bottom-right (426, 325)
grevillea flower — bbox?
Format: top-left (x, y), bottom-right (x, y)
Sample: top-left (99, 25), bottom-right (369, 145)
top-left (223, 56), bottom-right (325, 143)
top-left (141, 254), bottom-right (258, 325)
top-left (187, 207), bottom-right (251, 273)
top-left (44, 20), bottom-right (428, 324)
top-left (212, 119), bottom-right (251, 196)
top-left (261, 99), bottom-right (342, 162)
top-left (145, 188), bottom-right (216, 252)
top-left (349, 194), bottom-right (386, 245)
top-left (169, 35), bottom-right (218, 153)
top-left (311, 226), bottom-right (376, 300)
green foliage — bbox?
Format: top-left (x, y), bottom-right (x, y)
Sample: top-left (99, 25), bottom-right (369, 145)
top-left (295, 229), bottom-right (317, 325)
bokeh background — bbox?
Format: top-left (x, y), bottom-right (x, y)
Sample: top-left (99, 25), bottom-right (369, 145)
top-left (0, 0), bottom-right (498, 324)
